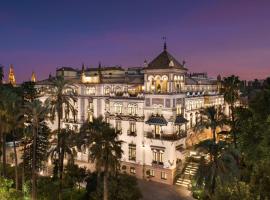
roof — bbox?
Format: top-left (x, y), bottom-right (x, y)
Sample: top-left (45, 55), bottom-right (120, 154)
top-left (145, 114), bottom-right (168, 126)
top-left (57, 67), bottom-right (77, 71)
top-left (185, 76), bottom-right (217, 85)
top-left (175, 115), bottom-right (188, 125)
top-left (146, 50), bottom-right (187, 70)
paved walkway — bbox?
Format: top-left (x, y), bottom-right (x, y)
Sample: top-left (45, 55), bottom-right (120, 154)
top-left (138, 179), bottom-right (194, 200)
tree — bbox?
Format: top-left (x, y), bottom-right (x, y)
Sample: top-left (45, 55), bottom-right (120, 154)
top-left (194, 106), bottom-right (229, 195)
top-left (0, 65), bottom-right (4, 84)
top-left (22, 122), bottom-right (50, 177)
top-left (196, 106), bottom-right (225, 143)
top-left (64, 163), bottom-right (87, 189)
top-left (20, 81), bottom-right (39, 188)
top-left (222, 75), bottom-right (241, 148)
top-left (195, 140), bottom-right (239, 196)
top-left (46, 76), bottom-right (77, 187)
top-left (78, 117), bottom-right (123, 200)
top-left (0, 177), bottom-right (24, 200)
top-left (86, 173), bottom-right (142, 200)
top-left (20, 81), bottom-right (39, 102)
top-left (49, 128), bottom-right (76, 185)
top-left (24, 100), bottom-right (49, 200)
top-left (0, 86), bottom-right (20, 178)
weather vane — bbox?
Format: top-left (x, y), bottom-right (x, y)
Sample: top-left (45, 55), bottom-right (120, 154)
top-left (162, 36), bottom-right (167, 50)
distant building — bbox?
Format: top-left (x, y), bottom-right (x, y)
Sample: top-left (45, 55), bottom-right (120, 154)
top-left (8, 64), bottom-right (16, 85)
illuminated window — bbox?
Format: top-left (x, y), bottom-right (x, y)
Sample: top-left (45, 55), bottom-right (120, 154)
top-left (104, 87), bottom-right (110, 95)
top-left (85, 87), bottom-right (95, 95)
top-left (161, 172), bottom-right (167, 180)
top-left (149, 170), bottom-right (155, 177)
top-left (176, 104), bottom-right (182, 114)
top-left (130, 167), bottom-right (136, 174)
top-left (152, 149), bottom-right (164, 164)
top-left (114, 103), bottom-right (122, 114)
top-left (128, 144), bottom-right (136, 161)
top-left (115, 121), bottom-right (122, 133)
top-left (154, 125), bottom-right (161, 135)
top-left (128, 104), bottom-right (137, 115)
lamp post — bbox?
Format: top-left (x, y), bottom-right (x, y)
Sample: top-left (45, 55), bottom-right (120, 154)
top-left (142, 141), bottom-right (145, 179)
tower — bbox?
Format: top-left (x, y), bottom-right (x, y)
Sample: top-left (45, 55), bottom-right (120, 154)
top-left (8, 64), bottom-right (16, 85)
top-left (31, 71), bottom-right (36, 82)
top-left (81, 63), bottom-right (86, 83)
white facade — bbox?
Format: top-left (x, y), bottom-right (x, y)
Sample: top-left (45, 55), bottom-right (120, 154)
top-left (38, 47), bottom-right (224, 184)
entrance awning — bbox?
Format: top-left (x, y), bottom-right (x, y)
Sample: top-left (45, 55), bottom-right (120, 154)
top-left (174, 115), bottom-right (188, 125)
top-left (145, 114), bottom-right (168, 126)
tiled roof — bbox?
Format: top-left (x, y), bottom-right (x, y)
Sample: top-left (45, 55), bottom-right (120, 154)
top-left (146, 50), bottom-right (187, 70)
top-left (175, 115), bottom-right (188, 125)
top-left (145, 115), bottom-right (168, 126)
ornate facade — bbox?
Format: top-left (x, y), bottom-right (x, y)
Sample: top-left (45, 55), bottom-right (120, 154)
top-left (38, 45), bottom-right (224, 184)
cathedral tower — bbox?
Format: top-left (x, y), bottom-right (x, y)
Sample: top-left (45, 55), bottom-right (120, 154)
top-left (8, 64), bottom-right (16, 85)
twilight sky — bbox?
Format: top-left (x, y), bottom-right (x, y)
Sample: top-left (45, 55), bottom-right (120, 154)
top-left (0, 0), bottom-right (270, 83)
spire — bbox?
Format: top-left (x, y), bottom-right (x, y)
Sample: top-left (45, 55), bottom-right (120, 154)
top-left (81, 63), bottom-right (86, 83)
top-left (31, 71), bottom-right (36, 82)
top-left (162, 36), bottom-right (167, 51)
top-left (8, 64), bottom-right (16, 85)
top-left (81, 63), bottom-right (85, 73)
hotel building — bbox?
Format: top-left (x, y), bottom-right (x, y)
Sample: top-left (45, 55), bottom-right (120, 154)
top-left (37, 44), bottom-right (224, 184)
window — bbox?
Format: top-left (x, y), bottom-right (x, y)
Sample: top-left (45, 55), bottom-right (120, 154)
top-left (85, 87), bottom-right (96, 95)
top-left (114, 103), bottom-right (122, 114)
top-left (154, 125), bottom-right (161, 135)
top-left (87, 101), bottom-right (93, 122)
top-left (150, 170), bottom-right (155, 177)
top-left (128, 104), bottom-right (137, 115)
top-left (105, 117), bottom-right (110, 124)
top-left (128, 122), bottom-right (136, 135)
top-left (104, 87), bottom-right (110, 95)
top-left (176, 104), bottom-right (182, 115)
top-left (130, 167), bottom-right (136, 174)
top-left (152, 149), bottom-right (164, 165)
top-left (105, 101), bottom-right (110, 111)
top-left (129, 145), bottom-right (136, 161)
top-left (115, 121), bottom-right (122, 133)
top-left (161, 172), bottom-right (167, 180)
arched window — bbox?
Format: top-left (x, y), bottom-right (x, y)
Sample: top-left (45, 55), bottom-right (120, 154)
top-left (104, 87), bottom-right (110, 95)
top-left (114, 103), bottom-right (123, 114)
top-left (85, 87), bottom-right (96, 95)
top-left (128, 104), bottom-right (138, 115)
top-left (114, 86), bottom-right (122, 95)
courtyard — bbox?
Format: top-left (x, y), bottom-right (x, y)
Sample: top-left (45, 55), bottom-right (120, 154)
top-left (138, 180), bottom-right (194, 200)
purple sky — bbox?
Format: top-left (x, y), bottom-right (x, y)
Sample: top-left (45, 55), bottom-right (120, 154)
top-left (0, 0), bottom-right (270, 83)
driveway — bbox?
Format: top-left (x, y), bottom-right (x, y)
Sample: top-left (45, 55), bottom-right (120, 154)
top-left (138, 179), bottom-right (194, 200)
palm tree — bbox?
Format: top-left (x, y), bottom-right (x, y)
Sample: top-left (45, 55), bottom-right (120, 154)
top-left (195, 140), bottom-right (239, 196)
top-left (222, 75), bottom-right (241, 148)
top-left (8, 104), bottom-right (25, 190)
top-left (78, 117), bottom-right (123, 200)
top-left (45, 76), bottom-right (77, 182)
top-left (0, 86), bottom-right (19, 177)
top-left (24, 100), bottom-right (49, 200)
top-left (49, 128), bottom-right (76, 181)
top-left (194, 106), bottom-right (227, 194)
top-left (196, 106), bottom-right (225, 143)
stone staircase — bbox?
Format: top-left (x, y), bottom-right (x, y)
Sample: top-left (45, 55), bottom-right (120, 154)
top-left (175, 161), bottom-right (199, 188)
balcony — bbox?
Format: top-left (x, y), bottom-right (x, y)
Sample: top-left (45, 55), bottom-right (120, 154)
top-left (152, 160), bottom-right (164, 167)
top-left (145, 131), bottom-right (187, 141)
top-left (127, 130), bottom-right (137, 136)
